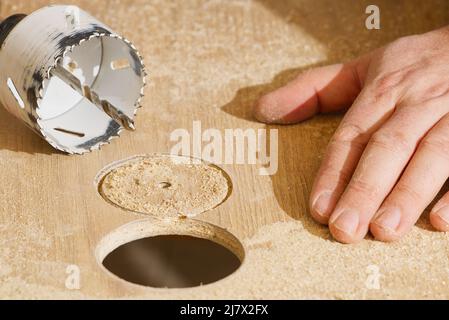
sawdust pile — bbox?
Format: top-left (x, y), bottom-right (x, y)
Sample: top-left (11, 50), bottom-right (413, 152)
top-left (237, 221), bottom-right (449, 299)
top-left (2, 0), bottom-right (449, 299)
top-left (125, 220), bottom-right (449, 300)
top-left (99, 155), bottom-right (230, 217)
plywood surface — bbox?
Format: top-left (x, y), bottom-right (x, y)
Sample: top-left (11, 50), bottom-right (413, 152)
top-left (1, 0), bottom-right (449, 299)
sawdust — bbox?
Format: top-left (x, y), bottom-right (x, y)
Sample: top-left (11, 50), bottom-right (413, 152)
top-left (0, 277), bottom-right (88, 299)
top-left (2, 217), bottom-right (449, 299)
top-left (0, 221), bottom-right (91, 299)
top-left (95, 219), bottom-right (449, 299)
top-left (237, 221), bottom-right (449, 299)
top-left (99, 155), bottom-right (231, 217)
top-left (1, 0), bottom-right (449, 299)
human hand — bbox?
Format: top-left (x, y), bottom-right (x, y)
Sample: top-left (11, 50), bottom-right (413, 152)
top-left (255, 26), bottom-right (449, 243)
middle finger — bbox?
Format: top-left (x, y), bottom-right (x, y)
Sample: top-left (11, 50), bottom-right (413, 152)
top-left (329, 95), bottom-right (449, 243)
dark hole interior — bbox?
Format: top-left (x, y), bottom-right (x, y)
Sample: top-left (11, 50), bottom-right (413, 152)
top-left (102, 235), bottom-right (242, 288)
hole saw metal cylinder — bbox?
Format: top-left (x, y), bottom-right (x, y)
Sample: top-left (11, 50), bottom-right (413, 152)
top-left (0, 5), bottom-right (146, 154)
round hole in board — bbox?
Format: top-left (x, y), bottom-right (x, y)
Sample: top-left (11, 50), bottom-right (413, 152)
top-left (96, 218), bottom-right (244, 288)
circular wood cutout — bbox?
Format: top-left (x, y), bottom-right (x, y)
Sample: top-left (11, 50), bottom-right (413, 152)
top-left (96, 154), bottom-right (231, 217)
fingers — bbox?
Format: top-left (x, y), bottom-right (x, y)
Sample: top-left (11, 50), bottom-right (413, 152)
top-left (309, 85), bottom-right (396, 225)
top-left (371, 111), bottom-right (449, 241)
top-left (430, 192), bottom-right (449, 232)
top-left (328, 96), bottom-right (449, 243)
top-left (254, 54), bottom-right (372, 124)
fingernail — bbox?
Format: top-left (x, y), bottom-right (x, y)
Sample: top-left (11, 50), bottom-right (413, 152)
top-left (434, 206), bottom-right (449, 225)
top-left (312, 192), bottom-right (332, 218)
top-left (332, 209), bottom-right (359, 235)
top-left (374, 207), bottom-right (401, 231)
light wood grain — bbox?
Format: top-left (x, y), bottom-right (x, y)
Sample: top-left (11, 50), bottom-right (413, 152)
top-left (1, 0), bottom-right (449, 299)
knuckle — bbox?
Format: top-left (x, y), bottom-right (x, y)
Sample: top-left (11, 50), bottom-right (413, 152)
top-left (394, 183), bottom-right (423, 202)
top-left (319, 166), bottom-right (353, 187)
top-left (426, 83), bottom-right (449, 99)
top-left (331, 124), bottom-right (369, 148)
top-left (371, 71), bottom-right (407, 99)
top-left (420, 135), bottom-right (449, 161)
top-left (369, 130), bottom-right (413, 157)
top-left (374, 72), bottom-right (401, 92)
top-left (347, 178), bottom-right (381, 199)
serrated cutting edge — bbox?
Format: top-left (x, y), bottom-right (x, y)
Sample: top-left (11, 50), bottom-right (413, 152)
top-left (37, 32), bottom-right (146, 155)
top-left (0, 6), bottom-right (147, 155)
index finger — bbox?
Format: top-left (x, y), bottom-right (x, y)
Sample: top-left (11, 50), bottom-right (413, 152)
top-left (254, 54), bottom-right (372, 124)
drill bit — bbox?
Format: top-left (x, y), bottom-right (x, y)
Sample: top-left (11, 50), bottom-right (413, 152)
top-left (0, 5), bottom-right (146, 154)
top-left (0, 14), bottom-right (26, 48)
top-left (51, 64), bottom-right (135, 131)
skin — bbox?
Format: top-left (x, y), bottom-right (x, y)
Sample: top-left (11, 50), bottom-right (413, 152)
top-left (254, 26), bottom-right (449, 243)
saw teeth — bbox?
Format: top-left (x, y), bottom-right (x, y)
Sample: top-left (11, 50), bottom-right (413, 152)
top-left (0, 5), bottom-right (146, 155)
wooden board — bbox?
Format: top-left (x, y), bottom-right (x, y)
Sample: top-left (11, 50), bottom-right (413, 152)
top-left (1, 0), bottom-right (449, 299)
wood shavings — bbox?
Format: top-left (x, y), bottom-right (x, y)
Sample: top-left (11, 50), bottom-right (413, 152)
top-left (99, 155), bottom-right (231, 217)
